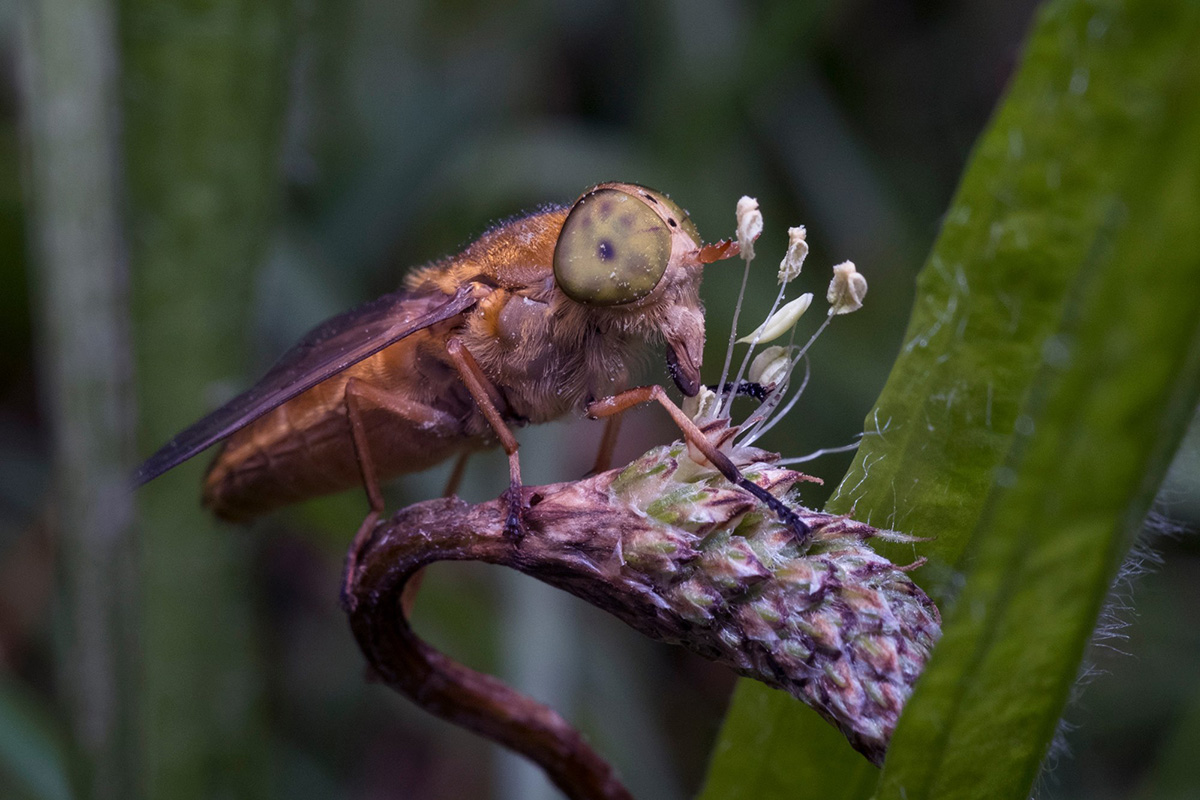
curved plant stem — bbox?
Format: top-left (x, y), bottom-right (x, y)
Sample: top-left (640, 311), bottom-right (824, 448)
top-left (348, 494), bottom-right (635, 800)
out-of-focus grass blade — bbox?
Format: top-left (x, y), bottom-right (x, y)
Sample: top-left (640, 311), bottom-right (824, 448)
top-left (700, 1), bottom-right (1200, 798)
top-left (124, 1), bottom-right (290, 796)
top-left (1135, 684), bottom-right (1200, 800)
top-left (0, 679), bottom-right (74, 800)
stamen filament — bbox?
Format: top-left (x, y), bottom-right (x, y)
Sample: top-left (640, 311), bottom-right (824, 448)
top-left (740, 323), bottom-right (803, 438)
top-left (716, 256), bottom-right (753, 408)
top-left (741, 315), bottom-right (833, 446)
top-left (719, 281), bottom-right (789, 418)
top-left (777, 437), bottom-right (863, 465)
top-left (741, 356), bottom-right (810, 444)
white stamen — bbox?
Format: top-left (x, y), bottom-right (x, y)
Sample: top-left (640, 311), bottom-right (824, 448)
top-left (736, 197), bottom-right (763, 262)
top-left (778, 226), bottom-right (808, 284)
top-left (748, 346), bottom-right (790, 387)
top-left (737, 293), bottom-right (812, 345)
top-left (827, 260), bottom-right (867, 315)
top-left (683, 385), bottom-right (718, 421)
top-left (708, 199), bottom-right (867, 459)
top-left (716, 197), bottom-right (762, 406)
top-left (721, 270), bottom-right (790, 416)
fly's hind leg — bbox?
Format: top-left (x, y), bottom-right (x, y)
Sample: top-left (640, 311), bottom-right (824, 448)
top-left (587, 385), bottom-right (811, 545)
top-left (444, 337), bottom-right (526, 540)
top-left (442, 451), bottom-right (471, 498)
top-left (587, 412), bottom-right (624, 476)
top-left (342, 377), bottom-right (457, 609)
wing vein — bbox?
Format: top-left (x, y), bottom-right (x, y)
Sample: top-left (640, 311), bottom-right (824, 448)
top-left (133, 284), bottom-right (480, 486)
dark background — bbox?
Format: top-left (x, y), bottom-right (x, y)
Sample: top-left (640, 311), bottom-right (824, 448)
top-left (3, 2), bottom-right (1198, 799)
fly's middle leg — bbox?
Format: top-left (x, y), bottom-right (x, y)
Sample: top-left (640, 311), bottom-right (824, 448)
top-left (445, 337), bottom-right (526, 540)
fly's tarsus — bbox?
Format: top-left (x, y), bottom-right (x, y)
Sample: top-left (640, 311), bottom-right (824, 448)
top-left (735, 476), bottom-right (812, 544)
top-left (501, 488), bottom-right (527, 541)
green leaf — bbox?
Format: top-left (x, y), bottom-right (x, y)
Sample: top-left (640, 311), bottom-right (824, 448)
top-left (700, 680), bottom-right (878, 800)
top-left (700, 1), bottom-right (1200, 798)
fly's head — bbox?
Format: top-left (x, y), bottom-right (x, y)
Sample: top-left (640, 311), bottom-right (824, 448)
top-left (550, 182), bottom-right (741, 397)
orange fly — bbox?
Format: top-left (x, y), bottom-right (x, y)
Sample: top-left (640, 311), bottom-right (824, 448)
top-left (135, 182), bottom-right (741, 596)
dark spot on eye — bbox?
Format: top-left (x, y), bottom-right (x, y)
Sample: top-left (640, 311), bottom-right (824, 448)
top-left (597, 240), bottom-right (615, 260)
top-left (668, 218), bottom-right (678, 227)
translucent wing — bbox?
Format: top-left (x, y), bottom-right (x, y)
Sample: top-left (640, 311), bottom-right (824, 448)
top-left (134, 283), bottom-right (480, 486)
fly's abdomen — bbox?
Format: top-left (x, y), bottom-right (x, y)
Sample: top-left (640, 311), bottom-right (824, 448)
top-left (201, 376), bottom-right (471, 522)
top-left (202, 405), bottom-right (364, 521)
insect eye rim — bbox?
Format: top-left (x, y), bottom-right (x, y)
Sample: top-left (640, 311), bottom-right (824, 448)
top-left (633, 186), bottom-right (701, 246)
top-left (552, 185), bottom-right (674, 307)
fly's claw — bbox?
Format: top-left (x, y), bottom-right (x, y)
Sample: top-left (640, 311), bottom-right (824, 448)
top-left (735, 476), bottom-right (811, 547)
top-left (501, 487), bottom-right (527, 541)
top-left (775, 499), bottom-right (812, 546)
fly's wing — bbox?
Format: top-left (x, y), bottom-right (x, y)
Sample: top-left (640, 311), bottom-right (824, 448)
top-left (134, 283), bottom-right (481, 487)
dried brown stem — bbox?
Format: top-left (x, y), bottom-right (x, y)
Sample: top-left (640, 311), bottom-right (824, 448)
top-left (347, 485), bottom-right (637, 800)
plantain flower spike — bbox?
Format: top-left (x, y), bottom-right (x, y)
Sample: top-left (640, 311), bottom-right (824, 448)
top-left (737, 293), bottom-right (813, 345)
top-left (589, 432), bottom-right (940, 764)
top-left (778, 225), bottom-right (809, 284)
top-left (827, 260), bottom-right (868, 315)
top-left (736, 196), bottom-right (763, 262)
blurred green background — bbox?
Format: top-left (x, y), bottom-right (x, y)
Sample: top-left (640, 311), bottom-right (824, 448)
top-left (3, 1), bottom-right (1197, 799)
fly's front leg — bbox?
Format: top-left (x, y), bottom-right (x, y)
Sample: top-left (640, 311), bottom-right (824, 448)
top-left (342, 377), bottom-right (458, 609)
top-left (445, 338), bottom-right (526, 539)
top-left (587, 385), bottom-right (811, 545)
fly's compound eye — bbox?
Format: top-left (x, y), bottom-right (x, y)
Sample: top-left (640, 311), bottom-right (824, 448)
top-left (639, 188), bottom-right (701, 245)
top-left (553, 188), bottom-right (671, 306)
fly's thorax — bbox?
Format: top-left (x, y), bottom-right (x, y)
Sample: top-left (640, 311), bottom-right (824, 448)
top-left (403, 206), bottom-right (568, 296)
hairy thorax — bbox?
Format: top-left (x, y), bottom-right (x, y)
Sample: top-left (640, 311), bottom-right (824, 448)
top-left (460, 285), bottom-right (642, 429)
